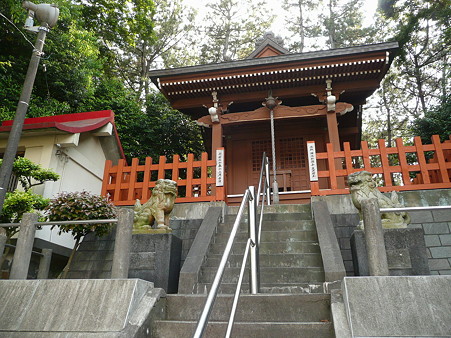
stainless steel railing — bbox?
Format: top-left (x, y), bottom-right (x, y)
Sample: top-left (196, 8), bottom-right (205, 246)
top-left (193, 154), bottom-right (270, 338)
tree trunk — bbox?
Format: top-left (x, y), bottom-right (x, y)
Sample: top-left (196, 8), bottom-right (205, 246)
top-left (59, 237), bottom-right (81, 279)
top-left (328, 0), bottom-right (336, 49)
top-left (298, 0), bottom-right (305, 53)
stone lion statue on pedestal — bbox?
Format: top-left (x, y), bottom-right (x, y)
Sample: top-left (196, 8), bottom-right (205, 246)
top-left (133, 179), bottom-right (177, 231)
top-left (348, 171), bottom-right (410, 229)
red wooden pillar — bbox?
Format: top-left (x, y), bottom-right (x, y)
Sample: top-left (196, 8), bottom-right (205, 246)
top-left (211, 122), bottom-right (223, 160)
top-left (211, 122), bottom-right (224, 199)
top-left (326, 110), bottom-right (345, 188)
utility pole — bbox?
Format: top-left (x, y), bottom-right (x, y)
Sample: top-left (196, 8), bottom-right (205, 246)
top-left (0, 2), bottom-right (59, 216)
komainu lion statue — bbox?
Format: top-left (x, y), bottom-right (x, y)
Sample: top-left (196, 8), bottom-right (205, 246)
top-left (348, 171), bottom-right (410, 229)
top-left (133, 179), bottom-right (177, 230)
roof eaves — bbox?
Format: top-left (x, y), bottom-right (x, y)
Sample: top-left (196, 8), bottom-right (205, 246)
top-left (149, 41), bottom-right (399, 81)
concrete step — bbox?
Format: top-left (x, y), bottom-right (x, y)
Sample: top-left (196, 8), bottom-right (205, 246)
top-left (152, 320), bottom-right (333, 338)
top-left (205, 253), bottom-right (323, 268)
top-left (217, 220), bottom-right (316, 233)
top-left (194, 282), bottom-right (326, 295)
top-left (210, 240), bottom-right (321, 255)
top-left (164, 294), bottom-right (331, 322)
top-left (199, 267), bottom-right (325, 284)
top-left (227, 204), bottom-right (312, 215)
top-left (214, 229), bottom-right (318, 244)
top-left (224, 212), bottom-right (312, 223)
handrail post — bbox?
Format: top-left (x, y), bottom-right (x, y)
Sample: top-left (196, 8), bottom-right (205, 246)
top-left (361, 198), bottom-right (389, 276)
top-left (0, 228), bottom-right (6, 260)
top-left (37, 248), bottom-right (52, 279)
top-left (265, 157), bottom-right (271, 205)
top-left (111, 208), bottom-right (134, 279)
top-left (248, 186), bottom-right (260, 294)
top-left (10, 213), bottom-right (38, 280)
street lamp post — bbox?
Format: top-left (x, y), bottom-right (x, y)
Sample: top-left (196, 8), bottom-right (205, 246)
top-left (0, 2), bottom-right (59, 215)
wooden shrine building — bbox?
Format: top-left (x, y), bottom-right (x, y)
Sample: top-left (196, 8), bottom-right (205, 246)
top-left (149, 35), bottom-right (399, 204)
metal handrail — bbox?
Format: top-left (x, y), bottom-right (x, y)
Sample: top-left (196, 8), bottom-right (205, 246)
top-left (0, 219), bottom-right (118, 228)
top-left (225, 237), bottom-right (253, 338)
top-left (193, 153), bottom-right (270, 338)
top-left (380, 205), bottom-right (451, 212)
top-left (193, 189), bottom-right (251, 338)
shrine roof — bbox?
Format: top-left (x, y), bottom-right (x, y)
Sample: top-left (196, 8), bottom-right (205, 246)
top-left (150, 42), bottom-right (397, 78)
top-left (0, 110), bottom-right (125, 159)
top-left (149, 41), bottom-right (398, 110)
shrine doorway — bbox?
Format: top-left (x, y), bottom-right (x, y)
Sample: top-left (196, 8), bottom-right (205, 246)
top-left (225, 119), bottom-right (327, 196)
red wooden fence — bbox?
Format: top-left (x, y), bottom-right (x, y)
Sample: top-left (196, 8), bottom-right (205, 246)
top-left (309, 135), bottom-right (451, 196)
top-left (101, 150), bottom-right (225, 206)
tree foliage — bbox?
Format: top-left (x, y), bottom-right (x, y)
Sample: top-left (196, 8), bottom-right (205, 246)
top-left (411, 95), bottom-right (451, 143)
top-left (197, 0), bottom-right (274, 63)
top-left (46, 191), bottom-right (116, 241)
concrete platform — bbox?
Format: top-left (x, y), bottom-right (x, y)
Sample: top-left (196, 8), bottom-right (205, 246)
top-left (0, 279), bottom-right (164, 337)
top-left (341, 276), bottom-right (451, 337)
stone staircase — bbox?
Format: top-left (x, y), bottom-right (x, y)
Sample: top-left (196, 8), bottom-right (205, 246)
top-left (152, 205), bottom-right (335, 337)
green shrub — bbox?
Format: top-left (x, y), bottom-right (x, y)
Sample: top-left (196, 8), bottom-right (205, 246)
top-left (45, 191), bottom-right (117, 241)
top-left (1, 191), bottom-right (49, 223)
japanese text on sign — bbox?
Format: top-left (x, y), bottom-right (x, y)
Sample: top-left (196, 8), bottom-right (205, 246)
top-left (307, 142), bottom-right (318, 181)
top-left (216, 149), bottom-right (224, 186)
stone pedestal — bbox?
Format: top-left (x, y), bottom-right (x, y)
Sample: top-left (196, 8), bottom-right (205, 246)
top-left (351, 228), bottom-right (430, 276)
top-left (129, 233), bottom-right (182, 293)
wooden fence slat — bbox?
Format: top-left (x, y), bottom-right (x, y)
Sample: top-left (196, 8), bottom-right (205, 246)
top-left (158, 156), bottom-right (166, 179)
top-left (395, 138), bottom-right (411, 186)
top-left (172, 155), bottom-right (180, 181)
top-left (101, 160), bottom-right (113, 198)
top-left (126, 158), bottom-right (139, 202)
top-left (343, 142), bottom-right (353, 174)
top-left (326, 143), bottom-right (338, 190)
top-left (113, 159), bottom-right (126, 202)
top-left (432, 135), bottom-right (450, 183)
top-left (201, 152), bottom-right (208, 197)
top-left (360, 140), bottom-right (371, 170)
top-left (141, 157), bottom-right (153, 202)
top-left (186, 153), bottom-right (194, 198)
top-left (414, 136), bottom-right (430, 184)
top-left (378, 139), bottom-right (393, 187)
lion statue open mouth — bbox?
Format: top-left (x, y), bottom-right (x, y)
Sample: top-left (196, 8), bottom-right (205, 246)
top-left (348, 171), bottom-right (410, 229)
top-left (133, 179), bottom-right (178, 231)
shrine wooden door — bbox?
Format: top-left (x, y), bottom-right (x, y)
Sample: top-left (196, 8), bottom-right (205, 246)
top-left (226, 127), bottom-right (326, 196)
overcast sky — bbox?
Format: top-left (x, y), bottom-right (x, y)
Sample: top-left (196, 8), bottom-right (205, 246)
top-left (183, 0), bottom-right (379, 36)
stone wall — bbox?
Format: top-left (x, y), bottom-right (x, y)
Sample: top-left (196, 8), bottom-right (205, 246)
top-left (313, 189), bottom-right (451, 276)
top-left (171, 219), bottom-right (203, 267)
top-left (408, 208), bottom-right (451, 275)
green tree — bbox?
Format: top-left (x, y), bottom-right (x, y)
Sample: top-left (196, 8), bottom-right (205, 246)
top-left (282, 0), bottom-right (321, 52)
top-left (45, 191), bottom-right (116, 278)
top-left (323, 0), bottom-right (375, 49)
top-left (379, 0), bottom-right (450, 117)
top-left (411, 95), bottom-right (451, 143)
top-left (127, 91), bottom-right (204, 161)
top-left (197, 0), bottom-right (274, 63)
top-left (0, 158), bottom-right (59, 267)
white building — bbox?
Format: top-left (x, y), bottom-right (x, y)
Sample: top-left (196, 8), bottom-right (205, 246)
top-left (0, 110), bottom-right (125, 253)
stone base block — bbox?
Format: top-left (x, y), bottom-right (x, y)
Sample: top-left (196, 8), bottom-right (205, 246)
top-left (351, 228), bottom-right (430, 276)
top-left (129, 233), bottom-right (182, 293)
top-left (342, 276), bottom-right (451, 337)
top-left (0, 279), bottom-right (164, 337)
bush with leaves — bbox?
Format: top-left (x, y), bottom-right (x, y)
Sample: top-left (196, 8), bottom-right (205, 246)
top-left (45, 191), bottom-right (117, 278)
top-left (1, 191), bottom-right (49, 224)
top-left (46, 191), bottom-right (117, 241)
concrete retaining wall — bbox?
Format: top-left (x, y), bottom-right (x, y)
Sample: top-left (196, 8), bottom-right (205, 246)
top-left (0, 279), bottom-right (164, 337)
top-left (313, 189), bottom-right (451, 276)
top-left (341, 276), bottom-right (451, 337)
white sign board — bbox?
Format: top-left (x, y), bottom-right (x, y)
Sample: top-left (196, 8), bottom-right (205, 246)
top-left (307, 142), bottom-right (318, 181)
top-left (216, 149), bottom-right (224, 187)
